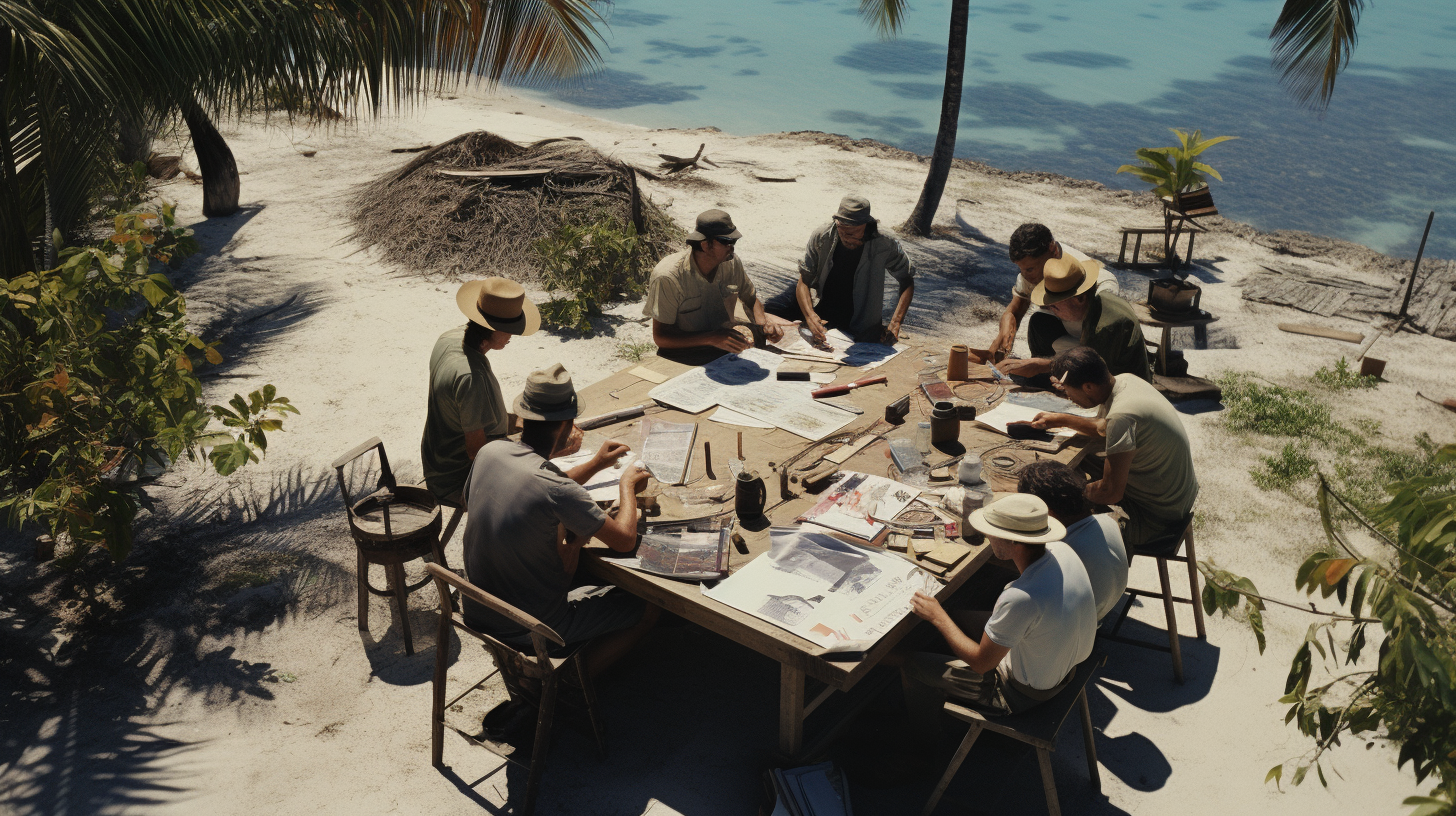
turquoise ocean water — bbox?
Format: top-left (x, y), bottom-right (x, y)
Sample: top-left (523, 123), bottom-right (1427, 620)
top-left (513, 0), bottom-right (1456, 260)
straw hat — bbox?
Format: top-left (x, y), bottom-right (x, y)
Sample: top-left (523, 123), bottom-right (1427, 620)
top-left (456, 277), bottom-right (540, 335)
top-left (1031, 255), bottom-right (1103, 306)
top-left (968, 493), bottom-right (1066, 544)
top-left (513, 363), bottom-right (584, 422)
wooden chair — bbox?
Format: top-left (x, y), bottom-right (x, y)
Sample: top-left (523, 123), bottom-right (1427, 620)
top-left (425, 563), bottom-right (606, 816)
top-left (1161, 187), bottom-right (1218, 270)
top-left (1100, 513), bottom-right (1205, 682)
top-left (333, 437), bottom-right (454, 655)
top-left (921, 653), bottom-right (1106, 816)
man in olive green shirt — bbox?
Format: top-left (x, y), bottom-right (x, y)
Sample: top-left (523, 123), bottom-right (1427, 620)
top-left (643, 209), bottom-right (785, 363)
top-left (421, 277), bottom-right (541, 508)
top-left (997, 255), bottom-right (1151, 383)
top-left (1018, 347), bottom-right (1198, 554)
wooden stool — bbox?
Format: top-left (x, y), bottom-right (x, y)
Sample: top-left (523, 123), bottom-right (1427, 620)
top-left (333, 437), bottom-right (450, 656)
top-left (1101, 514), bottom-right (1205, 682)
top-left (921, 653), bottom-right (1105, 816)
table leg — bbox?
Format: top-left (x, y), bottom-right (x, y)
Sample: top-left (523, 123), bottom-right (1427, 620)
top-left (1158, 326), bottom-right (1171, 376)
top-left (779, 662), bottom-right (805, 757)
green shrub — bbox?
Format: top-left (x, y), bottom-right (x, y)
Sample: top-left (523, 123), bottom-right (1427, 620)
top-left (1313, 357), bottom-right (1380, 390)
top-left (0, 205), bottom-right (294, 562)
top-left (617, 340), bottom-right (655, 363)
top-left (534, 219), bottom-right (646, 336)
top-left (1217, 372), bottom-right (1333, 439)
top-left (1253, 443), bottom-right (1318, 491)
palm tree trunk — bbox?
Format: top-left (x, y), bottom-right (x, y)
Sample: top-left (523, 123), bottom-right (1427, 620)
top-left (181, 97), bottom-right (240, 217)
top-left (902, 0), bottom-right (968, 237)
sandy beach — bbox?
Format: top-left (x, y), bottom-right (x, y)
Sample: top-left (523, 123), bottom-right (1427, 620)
top-left (2, 84), bottom-right (1452, 815)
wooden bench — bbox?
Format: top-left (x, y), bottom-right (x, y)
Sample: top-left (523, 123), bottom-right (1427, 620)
top-left (921, 653), bottom-right (1106, 816)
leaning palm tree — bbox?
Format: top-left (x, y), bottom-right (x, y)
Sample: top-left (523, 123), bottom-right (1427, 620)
top-left (0, 0), bottom-right (605, 278)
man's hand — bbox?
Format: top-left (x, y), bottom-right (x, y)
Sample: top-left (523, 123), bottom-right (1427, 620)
top-left (622, 462), bottom-right (651, 496)
top-left (761, 316), bottom-right (792, 343)
top-left (803, 311), bottom-right (828, 343)
top-left (710, 327), bottom-right (752, 354)
top-left (591, 440), bottom-right (631, 470)
top-left (910, 591), bottom-right (952, 629)
top-left (991, 326), bottom-right (1016, 360)
top-left (996, 357), bottom-right (1050, 378)
top-left (882, 320), bottom-right (902, 344)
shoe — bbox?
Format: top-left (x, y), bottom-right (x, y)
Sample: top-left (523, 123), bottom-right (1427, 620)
top-left (481, 699), bottom-right (533, 741)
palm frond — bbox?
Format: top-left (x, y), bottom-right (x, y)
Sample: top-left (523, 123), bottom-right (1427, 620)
top-left (1270, 0), bottom-right (1365, 110)
top-left (858, 0), bottom-right (909, 36)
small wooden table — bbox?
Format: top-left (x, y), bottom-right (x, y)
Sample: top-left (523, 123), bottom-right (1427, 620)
top-left (576, 343), bottom-right (1091, 759)
top-left (1132, 302), bottom-right (1218, 376)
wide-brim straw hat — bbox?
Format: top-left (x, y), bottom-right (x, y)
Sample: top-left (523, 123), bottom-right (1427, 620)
top-left (685, 209), bottom-right (743, 242)
top-left (832, 194), bottom-right (874, 225)
top-left (1031, 255), bottom-right (1102, 307)
top-left (968, 493), bottom-right (1066, 544)
top-left (456, 277), bottom-right (541, 336)
top-left (513, 363), bottom-right (585, 422)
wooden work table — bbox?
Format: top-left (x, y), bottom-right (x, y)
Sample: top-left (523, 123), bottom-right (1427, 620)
top-left (577, 342), bottom-right (1091, 759)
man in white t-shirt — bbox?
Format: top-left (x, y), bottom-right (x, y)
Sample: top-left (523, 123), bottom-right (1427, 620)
top-left (1018, 460), bottom-right (1128, 620)
top-left (903, 494), bottom-right (1097, 728)
top-left (991, 222), bottom-right (1119, 361)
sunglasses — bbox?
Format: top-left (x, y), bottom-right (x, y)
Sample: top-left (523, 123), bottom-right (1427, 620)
top-left (711, 237), bottom-right (737, 247)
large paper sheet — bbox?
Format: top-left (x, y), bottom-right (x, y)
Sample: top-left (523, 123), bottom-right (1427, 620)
top-left (974, 402), bottom-right (1077, 437)
top-left (552, 452), bottom-right (638, 501)
top-left (780, 328), bottom-right (906, 370)
top-left (708, 406), bottom-right (775, 429)
top-left (704, 527), bottom-right (939, 650)
top-left (797, 472), bottom-right (920, 540)
top-left (647, 348), bottom-right (782, 413)
top-left (1003, 391), bottom-right (1099, 417)
top-left (647, 348), bottom-right (855, 440)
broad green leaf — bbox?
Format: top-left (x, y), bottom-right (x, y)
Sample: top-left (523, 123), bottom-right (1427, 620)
top-left (1265, 764), bottom-right (1283, 790)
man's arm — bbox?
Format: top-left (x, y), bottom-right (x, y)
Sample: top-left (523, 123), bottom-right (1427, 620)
top-left (795, 279), bottom-right (827, 342)
top-left (464, 428), bottom-right (487, 461)
top-left (747, 297), bottom-right (787, 342)
top-left (563, 440), bottom-right (630, 484)
top-left (652, 318), bottom-right (750, 353)
top-left (593, 465), bottom-right (650, 552)
top-left (1087, 449), bottom-right (1133, 506)
top-left (911, 592), bottom-right (1010, 675)
top-left (1026, 411), bottom-right (1107, 437)
top-left (993, 295), bottom-right (1032, 358)
top-left (996, 355), bottom-right (1052, 378)
top-left (886, 280), bottom-right (914, 341)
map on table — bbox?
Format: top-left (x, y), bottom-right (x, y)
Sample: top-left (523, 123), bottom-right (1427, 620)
top-left (777, 328), bottom-right (906, 370)
top-left (647, 347), bottom-right (857, 440)
top-left (704, 526), bottom-right (937, 651)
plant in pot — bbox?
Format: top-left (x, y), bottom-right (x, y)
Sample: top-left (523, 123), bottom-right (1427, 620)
top-left (1116, 128), bottom-right (1237, 204)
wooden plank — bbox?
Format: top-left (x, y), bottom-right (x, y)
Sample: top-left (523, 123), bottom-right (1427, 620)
top-left (1278, 322), bottom-right (1364, 343)
top-left (780, 664), bottom-right (805, 756)
top-left (1314, 289), bottom-right (1353, 317)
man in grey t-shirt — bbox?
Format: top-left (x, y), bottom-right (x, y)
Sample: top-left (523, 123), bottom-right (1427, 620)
top-left (462, 364), bottom-right (656, 677)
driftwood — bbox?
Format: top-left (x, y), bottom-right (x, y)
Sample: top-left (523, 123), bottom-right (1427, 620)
top-left (657, 143), bottom-right (718, 174)
top-left (435, 167), bottom-right (552, 180)
top-left (390, 145), bottom-right (433, 154)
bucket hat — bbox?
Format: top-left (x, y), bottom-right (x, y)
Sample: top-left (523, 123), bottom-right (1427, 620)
top-left (1031, 255), bottom-right (1103, 307)
top-left (968, 493), bottom-right (1066, 544)
top-left (832, 194), bottom-right (874, 225)
top-left (456, 277), bottom-right (541, 335)
top-left (686, 209), bottom-right (742, 242)
top-left (513, 363), bottom-right (584, 421)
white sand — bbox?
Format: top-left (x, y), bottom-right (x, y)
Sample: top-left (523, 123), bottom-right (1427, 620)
top-left (7, 85), bottom-right (1452, 815)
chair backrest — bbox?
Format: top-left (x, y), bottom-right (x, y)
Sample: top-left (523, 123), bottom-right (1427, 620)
top-left (424, 562), bottom-right (567, 658)
top-left (1167, 187), bottom-right (1217, 217)
top-left (331, 437), bottom-right (397, 514)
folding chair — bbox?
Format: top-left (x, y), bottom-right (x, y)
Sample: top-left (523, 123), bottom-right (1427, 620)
top-left (1101, 512), bottom-right (1205, 682)
top-left (425, 563), bottom-right (606, 816)
top-left (921, 653), bottom-right (1105, 816)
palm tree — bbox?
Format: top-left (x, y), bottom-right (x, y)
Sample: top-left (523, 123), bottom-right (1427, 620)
top-left (1269, 0), bottom-right (1365, 109)
top-left (0, 0), bottom-right (605, 277)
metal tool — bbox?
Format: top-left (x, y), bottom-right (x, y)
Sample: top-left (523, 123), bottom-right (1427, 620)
top-left (577, 404), bottom-right (649, 430)
top-left (1417, 392), bottom-right (1456, 412)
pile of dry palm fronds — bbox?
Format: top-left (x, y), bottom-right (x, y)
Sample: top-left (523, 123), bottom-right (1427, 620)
top-left (349, 131), bottom-right (682, 280)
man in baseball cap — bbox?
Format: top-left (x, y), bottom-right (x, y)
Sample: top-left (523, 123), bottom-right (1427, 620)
top-left (642, 209), bottom-right (787, 363)
top-left (902, 493), bottom-right (1096, 727)
top-left (421, 277), bottom-right (540, 508)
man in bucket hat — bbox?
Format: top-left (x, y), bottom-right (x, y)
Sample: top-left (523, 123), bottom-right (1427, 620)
top-left (996, 253), bottom-right (1151, 382)
top-left (643, 209), bottom-right (787, 363)
top-left (902, 493), bottom-right (1096, 726)
top-left (421, 277), bottom-right (541, 508)
top-left (462, 363), bottom-right (658, 679)
top-left (768, 194), bottom-right (915, 344)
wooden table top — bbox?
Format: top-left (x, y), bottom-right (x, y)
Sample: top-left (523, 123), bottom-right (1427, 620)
top-left (1131, 301), bottom-right (1220, 329)
top-left (578, 341), bottom-right (1091, 690)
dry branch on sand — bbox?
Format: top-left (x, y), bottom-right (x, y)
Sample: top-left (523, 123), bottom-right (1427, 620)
top-left (348, 131), bottom-right (682, 280)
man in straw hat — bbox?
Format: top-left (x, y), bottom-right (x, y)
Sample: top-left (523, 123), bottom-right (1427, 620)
top-left (768, 194), bottom-right (915, 344)
top-left (1021, 346), bottom-right (1198, 556)
top-left (421, 277), bottom-right (542, 508)
top-left (643, 209), bottom-right (787, 363)
top-left (991, 222), bottom-right (1118, 361)
top-left (996, 252), bottom-right (1151, 383)
top-left (462, 363), bottom-right (658, 678)
top-left (902, 493), bottom-right (1096, 725)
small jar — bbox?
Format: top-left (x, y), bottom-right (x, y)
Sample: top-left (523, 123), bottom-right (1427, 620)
top-left (914, 422), bottom-right (932, 454)
top-left (930, 401), bottom-right (959, 445)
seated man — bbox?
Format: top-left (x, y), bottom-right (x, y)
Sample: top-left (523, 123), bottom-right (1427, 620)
top-left (768, 194), bottom-right (915, 344)
top-left (998, 255), bottom-right (1151, 382)
top-left (991, 223), bottom-right (1117, 361)
top-left (462, 364), bottom-right (658, 677)
top-left (421, 277), bottom-right (539, 508)
top-left (1017, 461), bottom-right (1128, 621)
top-left (904, 494), bottom-right (1096, 729)
top-left (643, 209), bottom-right (785, 364)
top-left (1023, 347), bottom-right (1198, 555)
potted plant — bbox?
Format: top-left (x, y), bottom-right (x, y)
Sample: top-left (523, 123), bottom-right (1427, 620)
top-left (1116, 128), bottom-right (1237, 206)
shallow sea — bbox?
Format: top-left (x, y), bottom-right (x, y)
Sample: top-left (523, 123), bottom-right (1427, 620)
top-left (512, 0), bottom-right (1456, 260)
